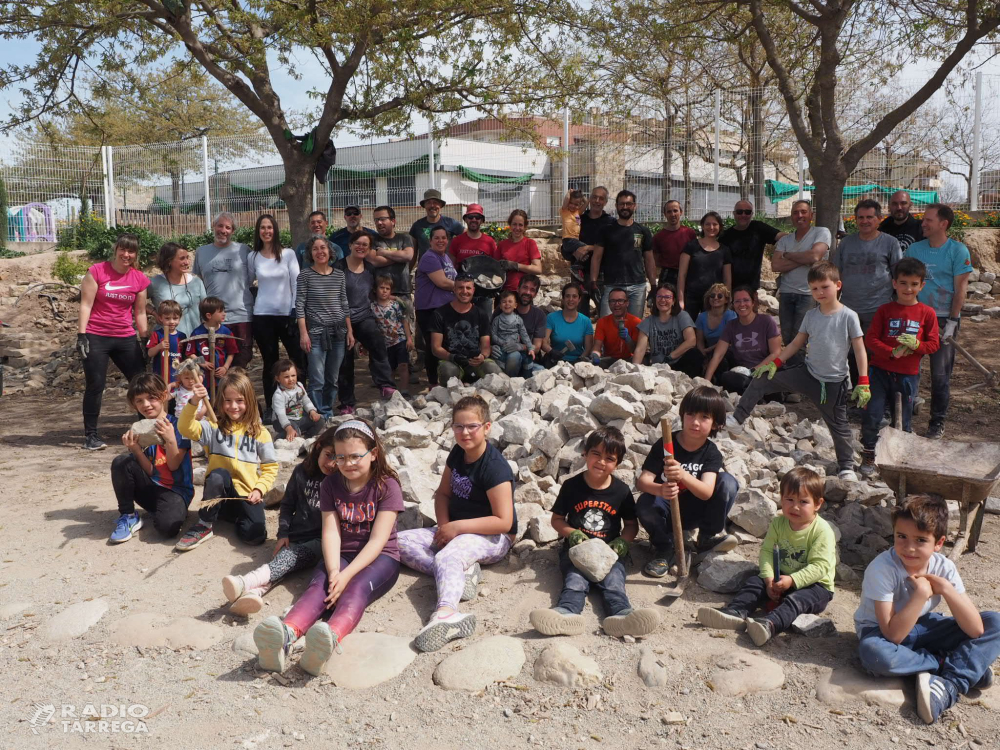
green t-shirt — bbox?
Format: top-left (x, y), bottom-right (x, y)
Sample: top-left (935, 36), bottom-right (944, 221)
top-left (758, 515), bottom-right (836, 593)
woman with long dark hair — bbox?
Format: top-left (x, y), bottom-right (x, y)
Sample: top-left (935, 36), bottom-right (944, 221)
top-left (148, 242), bottom-right (206, 337)
top-left (677, 211), bottom-right (732, 319)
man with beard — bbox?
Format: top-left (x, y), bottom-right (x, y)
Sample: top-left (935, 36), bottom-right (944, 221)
top-left (432, 274), bottom-right (501, 382)
top-left (588, 190), bottom-right (656, 318)
top-left (330, 205), bottom-right (377, 250)
top-left (652, 200), bottom-right (697, 287)
top-left (509, 274), bottom-right (547, 373)
top-left (410, 188), bottom-right (464, 260)
top-left (294, 211), bottom-right (344, 269)
top-left (878, 191), bottom-right (924, 252)
top-left (719, 200), bottom-right (786, 291)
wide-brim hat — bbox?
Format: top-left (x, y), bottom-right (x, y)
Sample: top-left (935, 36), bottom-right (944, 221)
top-left (420, 188), bottom-right (446, 207)
top-left (463, 203), bottom-right (485, 219)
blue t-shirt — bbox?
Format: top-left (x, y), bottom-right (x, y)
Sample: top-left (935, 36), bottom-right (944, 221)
top-left (905, 238), bottom-right (973, 317)
top-left (144, 414), bottom-right (194, 504)
top-left (149, 329), bottom-right (187, 383)
top-left (546, 311), bottom-right (594, 363)
top-left (695, 309), bottom-right (737, 347)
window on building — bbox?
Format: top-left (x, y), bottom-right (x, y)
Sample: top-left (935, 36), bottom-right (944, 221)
top-left (326, 176), bottom-right (376, 210)
top-left (546, 136), bottom-right (562, 147)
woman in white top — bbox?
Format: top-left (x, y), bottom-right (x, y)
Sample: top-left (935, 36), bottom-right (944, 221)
top-left (248, 213), bottom-right (303, 414)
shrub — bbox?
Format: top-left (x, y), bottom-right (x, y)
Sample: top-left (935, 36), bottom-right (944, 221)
top-left (52, 252), bottom-right (92, 285)
top-left (481, 222), bottom-right (511, 242)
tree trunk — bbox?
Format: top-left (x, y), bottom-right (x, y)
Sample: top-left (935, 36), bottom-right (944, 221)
top-left (749, 89), bottom-right (766, 209)
top-left (280, 152), bottom-right (318, 249)
top-left (812, 162), bottom-right (848, 244)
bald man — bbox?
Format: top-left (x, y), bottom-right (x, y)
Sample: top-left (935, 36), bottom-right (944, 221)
top-left (720, 200), bottom-right (786, 291)
top-left (878, 191), bottom-right (923, 252)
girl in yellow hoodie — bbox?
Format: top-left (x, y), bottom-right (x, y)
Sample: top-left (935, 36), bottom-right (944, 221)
top-left (176, 370), bottom-right (278, 551)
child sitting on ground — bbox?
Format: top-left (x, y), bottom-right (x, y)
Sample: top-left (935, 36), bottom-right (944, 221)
top-left (171, 358), bottom-right (207, 421)
top-left (181, 296), bottom-right (238, 381)
top-left (176, 370), bottom-right (278, 551)
top-left (222, 429), bottom-right (334, 615)
top-left (636, 385), bottom-right (741, 577)
top-left (491, 289), bottom-right (535, 376)
top-left (530, 426), bottom-right (660, 638)
top-left (271, 358), bottom-right (323, 440)
top-left (860, 257), bottom-right (940, 477)
top-left (370, 272), bottom-right (413, 397)
top-left (397, 395), bottom-right (516, 652)
top-left (108, 373), bottom-right (193, 543)
top-left (726, 261), bottom-right (869, 482)
top-left (697, 466), bottom-right (836, 646)
top-left (147, 299), bottom-right (186, 385)
top-left (855, 495), bottom-right (1000, 724)
top-left (254, 419), bottom-right (403, 676)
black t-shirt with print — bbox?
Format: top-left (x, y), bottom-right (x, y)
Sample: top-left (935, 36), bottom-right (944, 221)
top-left (446, 443), bottom-right (516, 534)
top-left (642, 433), bottom-right (725, 504)
top-left (878, 215), bottom-right (923, 253)
top-left (597, 221), bottom-right (653, 284)
top-left (552, 473), bottom-right (635, 542)
top-left (432, 302), bottom-right (492, 358)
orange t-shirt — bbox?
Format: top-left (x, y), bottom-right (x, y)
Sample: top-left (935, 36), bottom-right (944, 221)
top-left (561, 208), bottom-right (581, 240)
top-left (595, 313), bottom-right (641, 360)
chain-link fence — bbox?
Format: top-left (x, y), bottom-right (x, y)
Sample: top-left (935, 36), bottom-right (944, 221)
top-left (4, 75), bottom-right (1000, 243)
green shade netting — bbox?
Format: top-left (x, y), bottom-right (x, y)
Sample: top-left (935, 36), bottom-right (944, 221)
top-left (151, 195), bottom-right (205, 214)
top-left (458, 165), bottom-right (533, 184)
top-left (765, 179), bottom-right (938, 205)
top-left (226, 155), bottom-right (430, 194)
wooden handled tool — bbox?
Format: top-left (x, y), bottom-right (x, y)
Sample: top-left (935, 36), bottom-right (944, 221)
top-left (660, 417), bottom-right (687, 580)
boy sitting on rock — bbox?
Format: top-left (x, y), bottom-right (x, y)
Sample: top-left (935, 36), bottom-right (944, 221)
top-left (855, 495), bottom-right (1000, 724)
top-left (529, 426), bottom-right (660, 639)
top-left (697, 467), bottom-right (836, 647)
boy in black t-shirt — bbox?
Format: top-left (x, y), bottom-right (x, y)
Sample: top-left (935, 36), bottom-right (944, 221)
top-left (530, 427), bottom-right (661, 639)
top-left (636, 386), bottom-right (741, 577)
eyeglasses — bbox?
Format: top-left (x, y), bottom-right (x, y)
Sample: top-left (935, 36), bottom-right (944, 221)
top-left (344, 209), bottom-right (361, 217)
top-left (656, 294), bottom-right (675, 301)
top-left (609, 298), bottom-right (628, 304)
top-left (334, 448), bottom-right (372, 465)
top-left (452, 422), bottom-right (484, 433)
top-left (734, 209), bottom-right (753, 216)
top-left (709, 293), bottom-right (727, 300)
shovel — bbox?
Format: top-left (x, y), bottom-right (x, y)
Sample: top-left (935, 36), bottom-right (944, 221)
top-left (658, 418), bottom-right (690, 599)
top-left (950, 338), bottom-right (998, 392)
top-left (183, 326), bottom-right (237, 399)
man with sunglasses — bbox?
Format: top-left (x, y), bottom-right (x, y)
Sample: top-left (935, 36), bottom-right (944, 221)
top-left (652, 200), bottom-right (696, 288)
top-left (330, 205), bottom-right (377, 251)
top-left (589, 190), bottom-right (656, 318)
top-left (450, 204), bottom-right (499, 319)
top-left (719, 200), bottom-right (786, 292)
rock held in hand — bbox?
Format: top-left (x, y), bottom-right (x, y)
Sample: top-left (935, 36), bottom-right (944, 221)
top-left (568, 537), bottom-right (620, 582)
top-left (131, 419), bottom-right (163, 448)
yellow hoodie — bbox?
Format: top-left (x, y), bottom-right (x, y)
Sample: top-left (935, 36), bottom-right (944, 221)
top-left (179, 402), bottom-right (278, 497)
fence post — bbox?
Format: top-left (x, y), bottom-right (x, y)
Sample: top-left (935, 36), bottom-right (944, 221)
top-left (106, 146), bottom-right (117, 227)
top-left (713, 90), bottom-right (721, 212)
top-left (312, 175), bottom-right (317, 212)
top-left (797, 146), bottom-right (805, 201)
top-left (563, 108), bottom-right (570, 195)
top-left (202, 136), bottom-right (212, 231)
top-left (971, 72), bottom-right (983, 212)
top-left (101, 146), bottom-right (111, 226)
top-left (428, 129), bottom-right (436, 190)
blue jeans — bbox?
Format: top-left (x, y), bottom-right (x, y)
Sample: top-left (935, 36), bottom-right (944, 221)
top-left (858, 611), bottom-right (1000, 694)
top-left (778, 292), bottom-right (815, 364)
top-left (920, 316), bottom-right (959, 427)
top-left (636, 472), bottom-right (739, 550)
top-left (556, 545), bottom-right (631, 616)
top-left (727, 575), bottom-right (833, 633)
top-left (862, 366), bottom-right (919, 450)
top-left (498, 350), bottom-right (544, 377)
top-left (600, 282), bottom-right (647, 319)
top-left (307, 335), bottom-right (345, 418)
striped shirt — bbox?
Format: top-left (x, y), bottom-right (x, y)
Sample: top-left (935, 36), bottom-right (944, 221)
top-left (295, 266), bottom-right (350, 336)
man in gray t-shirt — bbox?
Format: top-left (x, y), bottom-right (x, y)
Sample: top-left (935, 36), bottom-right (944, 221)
top-left (772, 200), bottom-right (831, 356)
top-left (832, 200), bottom-right (902, 328)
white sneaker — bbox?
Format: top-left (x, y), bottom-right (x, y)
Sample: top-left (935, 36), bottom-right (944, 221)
top-left (838, 469), bottom-right (859, 482)
top-left (414, 611), bottom-right (477, 652)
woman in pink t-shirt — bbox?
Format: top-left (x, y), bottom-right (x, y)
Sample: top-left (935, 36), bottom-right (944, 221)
top-left (77, 234), bottom-right (151, 450)
top-left (496, 210), bottom-right (542, 293)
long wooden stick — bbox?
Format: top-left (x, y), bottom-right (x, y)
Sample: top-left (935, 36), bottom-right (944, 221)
top-left (660, 418), bottom-right (687, 578)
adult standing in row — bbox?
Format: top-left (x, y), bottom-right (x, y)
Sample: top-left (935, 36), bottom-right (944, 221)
top-left (193, 212), bottom-right (255, 369)
top-left (148, 242), bottom-right (207, 339)
top-left (577, 186), bottom-right (615, 316)
top-left (450, 204), bottom-right (498, 319)
top-left (410, 189), bottom-right (464, 260)
top-left (497, 210), bottom-right (542, 293)
top-left (677, 211), bottom-right (732, 320)
top-left (372, 205), bottom-right (416, 327)
top-left (249, 213), bottom-right (303, 417)
top-left (294, 211), bottom-right (343, 269)
top-left (720, 200), bottom-right (785, 292)
top-left (880, 190), bottom-right (924, 252)
top-left (77, 234), bottom-right (150, 450)
top-left (414, 226), bottom-right (458, 386)
top-left (589, 190), bottom-right (656, 318)
top-left (331, 206), bottom-right (377, 251)
top-left (652, 200), bottom-right (696, 288)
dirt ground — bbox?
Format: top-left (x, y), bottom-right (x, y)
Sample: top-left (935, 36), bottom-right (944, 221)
top-left (1, 251), bottom-right (1000, 750)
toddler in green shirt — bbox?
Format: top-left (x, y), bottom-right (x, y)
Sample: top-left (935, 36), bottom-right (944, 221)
top-left (697, 467), bottom-right (836, 646)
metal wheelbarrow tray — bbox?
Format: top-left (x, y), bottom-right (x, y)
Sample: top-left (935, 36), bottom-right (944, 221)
top-left (875, 426), bottom-right (1000, 559)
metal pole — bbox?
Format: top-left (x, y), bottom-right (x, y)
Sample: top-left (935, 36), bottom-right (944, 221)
top-left (797, 146), bottom-right (805, 201)
top-left (202, 136), bottom-right (212, 231)
top-left (713, 90), bottom-right (721, 211)
top-left (428, 127), bottom-right (436, 190)
top-left (312, 175), bottom-right (317, 212)
top-left (563, 107), bottom-right (570, 195)
top-left (106, 146), bottom-right (117, 227)
top-left (971, 72), bottom-right (983, 212)
top-left (100, 146), bottom-right (111, 225)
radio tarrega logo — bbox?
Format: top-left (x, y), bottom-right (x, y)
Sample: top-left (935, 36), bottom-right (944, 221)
top-left (27, 703), bottom-right (150, 734)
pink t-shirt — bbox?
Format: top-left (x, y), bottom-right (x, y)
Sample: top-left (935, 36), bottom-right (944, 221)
top-left (86, 262), bottom-right (150, 338)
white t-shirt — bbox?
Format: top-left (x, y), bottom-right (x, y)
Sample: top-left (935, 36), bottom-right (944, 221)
top-left (777, 226), bottom-right (831, 295)
top-left (249, 249), bottom-right (300, 316)
top-left (174, 386), bottom-right (195, 419)
top-left (854, 548), bottom-right (965, 634)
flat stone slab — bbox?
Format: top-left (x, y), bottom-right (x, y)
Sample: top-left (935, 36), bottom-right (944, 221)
top-left (433, 636), bottom-right (525, 691)
top-left (533, 641), bottom-right (603, 687)
top-left (233, 632), bottom-right (259, 656)
top-left (816, 667), bottom-right (909, 708)
top-left (708, 652), bottom-right (785, 697)
top-left (42, 599), bottom-right (108, 641)
top-left (326, 632), bottom-right (416, 689)
top-left (0, 601), bottom-right (33, 620)
top-left (109, 613), bottom-right (225, 651)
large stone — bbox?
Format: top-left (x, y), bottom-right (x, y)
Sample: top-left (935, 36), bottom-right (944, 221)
top-left (791, 614), bottom-right (836, 637)
top-left (708, 652), bottom-right (785, 697)
top-left (496, 413), bottom-right (537, 446)
top-left (477, 372), bottom-right (510, 396)
top-left (816, 668), bottom-right (908, 708)
top-left (515, 503), bottom-right (547, 539)
top-left (327, 632), bottom-right (417, 688)
top-left (533, 642), bottom-right (603, 687)
top-left (728, 489), bottom-right (776, 538)
top-left (526, 368), bottom-right (556, 393)
top-left (642, 394), bottom-right (674, 424)
top-left (528, 514), bottom-right (560, 544)
top-left (532, 426), bottom-right (567, 458)
top-left (589, 393), bottom-right (644, 423)
top-left (383, 390), bottom-right (419, 420)
top-left (42, 599), bottom-right (109, 641)
top-left (396, 466), bottom-right (439, 524)
top-left (381, 422), bottom-right (432, 449)
top-left (568, 537), bottom-right (620, 582)
top-left (131, 418), bottom-right (163, 448)
top-left (110, 613), bottom-right (225, 650)
top-left (433, 636), bottom-right (525, 691)
top-left (611, 370), bottom-right (656, 393)
top-left (515, 481), bottom-right (546, 506)
top-left (637, 647), bottom-right (671, 687)
top-left (560, 405), bottom-right (599, 437)
top-left (539, 385), bottom-right (574, 420)
top-left (697, 554), bottom-right (757, 593)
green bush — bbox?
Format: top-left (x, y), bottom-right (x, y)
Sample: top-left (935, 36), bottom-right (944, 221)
top-left (0, 248), bottom-right (26, 259)
top-left (481, 222), bottom-right (510, 242)
top-left (52, 252), bottom-right (92, 285)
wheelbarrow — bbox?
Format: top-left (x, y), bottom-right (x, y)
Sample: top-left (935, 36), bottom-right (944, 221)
top-left (461, 254), bottom-right (508, 304)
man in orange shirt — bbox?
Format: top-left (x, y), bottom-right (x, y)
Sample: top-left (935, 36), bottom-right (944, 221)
top-left (591, 288), bottom-right (641, 368)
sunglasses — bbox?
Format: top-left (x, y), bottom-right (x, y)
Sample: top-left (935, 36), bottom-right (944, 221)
top-left (344, 209), bottom-right (361, 217)
top-left (709, 293), bottom-right (727, 299)
top-left (734, 209), bottom-right (753, 216)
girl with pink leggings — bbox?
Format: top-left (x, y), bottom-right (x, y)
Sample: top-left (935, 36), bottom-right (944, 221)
top-left (253, 419), bottom-right (403, 676)
top-left (398, 395), bottom-right (516, 653)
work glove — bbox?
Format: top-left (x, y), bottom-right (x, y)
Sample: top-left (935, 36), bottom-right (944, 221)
top-left (567, 530), bottom-right (588, 547)
top-left (753, 357), bottom-right (782, 380)
top-left (590, 352), bottom-right (601, 365)
top-left (852, 376), bottom-right (871, 409)
top-left (942, 318), bottom-right (958, 342)
top-left (452, 355), bottom-right (469, 369)
top-left (895, 333), bottom-right (919, 351)
top-left (617, 321), bottom-right (631, 343)
top-left (607, 538), bottom-right (630, 558)
top-left (891, 345), bottom-right (910, 359)
top-left (76, 333), bottom-right (90, 361)
top-left (503, 260), bottom-right (520, 272)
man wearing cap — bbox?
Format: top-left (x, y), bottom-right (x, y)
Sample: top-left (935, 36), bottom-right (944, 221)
top-left (294, 211), bottom-right (344, 269)
top-left (330, 205), bottom-right (377, 250)
top-left (450, 203), bottom-right (499, 319)
top-left (409, 188), bottom-right (464, 260)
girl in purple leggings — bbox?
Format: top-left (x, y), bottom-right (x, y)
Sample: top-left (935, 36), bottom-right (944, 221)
top-left (398, 395), bottom-right (516, 652)
top-left (253, 418), bottom-right (403, 676)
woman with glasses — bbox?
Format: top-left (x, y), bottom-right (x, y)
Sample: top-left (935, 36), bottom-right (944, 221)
top-left (631, 281), bottom-right (703, 378)
top-left (677, 211), bottom-right (732, 320)
top-left (703, 286), bottom-right (782, 394)
top-left (694, 283), bottom-right (737, 359)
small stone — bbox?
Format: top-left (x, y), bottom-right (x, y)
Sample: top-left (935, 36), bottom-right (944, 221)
top-left (791, 614), bottom-right (836, 637)
top-left (503, 708), bottom-right (513, 718)
top-left (637, 647), bottom-right (670, 687)
top-left (662, 712), bottom-right (686, 725)
top-left (533, 642), bottom-right (603, 687)
top-left (433, 636), bottom-right (525, 691)
top-left (131, 418), bottom-right (163, 448)
top-left (708, 652), bottom-right (785, 696)
top-left (263, 482), bottom-right (286, 508)
top-left (567, 537), bottom-right (619, 582)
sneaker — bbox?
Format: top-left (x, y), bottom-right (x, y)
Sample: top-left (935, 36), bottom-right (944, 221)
top-left (222, 575), bottom-right (245, 603)
top-left (916, 672), bottom-right (958, 724)
top-left (337, 405), bottom-right (355, 416)
top-left (697, 607), bottom-right (748, 631)
top-left (461, 563), bottom-right (481, 602)
top-left (696, 532), bottom-right (739, 556)
top-left (529, 607), bottom-right (585, 636)
top-left (254, 616), bottom-right (293, 673)
top-left (174, 522), bottom-right (214, 552)
top-left (925, 422), bottom-right (945, 440)
top-left (746, 617), bottom-right (775, 647)
top-left (725, 415), bottom-right (743, 434)
top-left (84, 434), bottom-right (107, 451)
top-left (859, 450), bottom-right (877, 479)
top-left (974, 668), bottom-right (995, 691)
top-left (379, 386), bottom-right (397, 400)
top-left (602, 607), bottom-right (660, 638)
top-left (414, 610), bottom-right (477, 653)
top-left (109, 512), bottom-right (142, 544)
top-left (299, 622), bottom-right (338, 677)
top-left (643, 546), bottom-right (674, 578)
top-left (230, 592), bottom-right (264, 616)
top-left (838, 469), bottom-right (859, 482)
